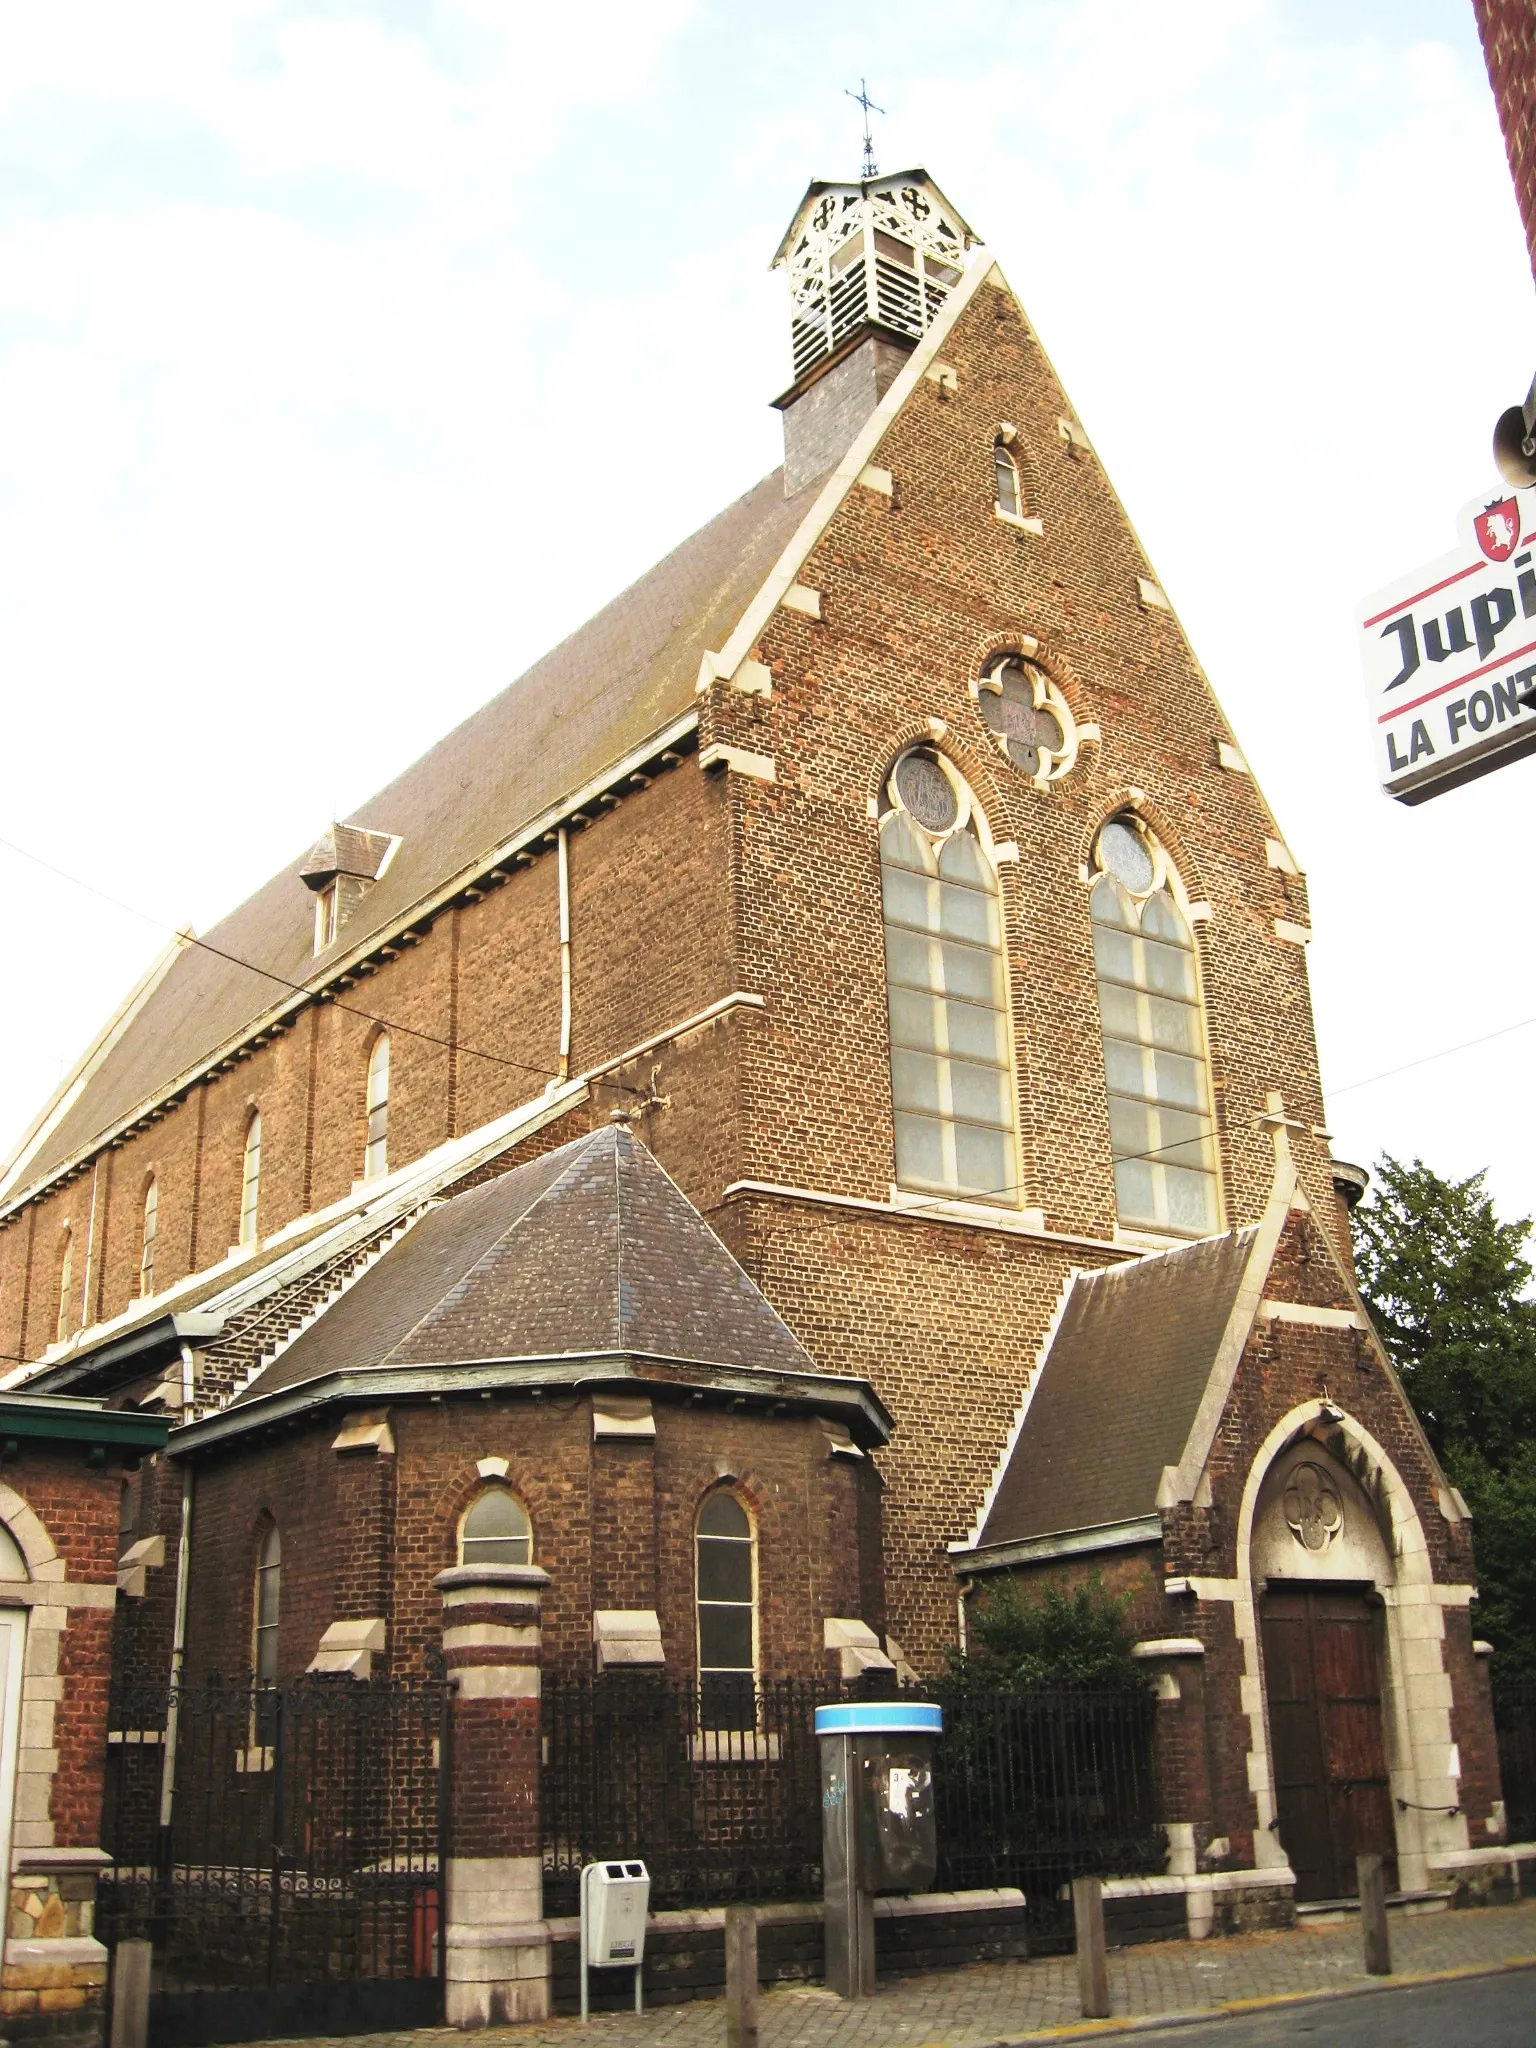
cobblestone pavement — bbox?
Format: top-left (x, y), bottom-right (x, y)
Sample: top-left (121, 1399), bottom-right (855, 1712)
top-left (245, 1901), bottom-right (1536, 2048)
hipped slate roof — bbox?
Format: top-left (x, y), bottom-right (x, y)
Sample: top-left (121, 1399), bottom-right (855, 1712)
top-left (13, 470), bottom-right (816, 1194)
top-left (976, 1228), bottom-right (1261, 1550)
top-left (234, 1125), bottom-right (823, 1406)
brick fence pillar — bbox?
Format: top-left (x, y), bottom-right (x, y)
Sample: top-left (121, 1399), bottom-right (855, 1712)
top-left (433, 1563), bottom-right (551, 2027)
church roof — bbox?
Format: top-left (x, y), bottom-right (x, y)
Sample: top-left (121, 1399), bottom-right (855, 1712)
top-left (974, 1227), bottom-right (1262, 1551)
top-left (230, 1124), bottom-right (831, 1406)
top-left (7, 469), bottom-right (816, 1200)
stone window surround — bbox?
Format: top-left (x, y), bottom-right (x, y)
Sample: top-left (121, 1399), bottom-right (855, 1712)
top-left (0, 1483), bottom-right (116, 1857)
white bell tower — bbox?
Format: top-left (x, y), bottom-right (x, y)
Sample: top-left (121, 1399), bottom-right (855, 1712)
top-left (770, 170), bottom-right (977, 385)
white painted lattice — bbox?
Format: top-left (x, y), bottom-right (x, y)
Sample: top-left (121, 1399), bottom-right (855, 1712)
top-left (774, 174), bottom-right (974, 380)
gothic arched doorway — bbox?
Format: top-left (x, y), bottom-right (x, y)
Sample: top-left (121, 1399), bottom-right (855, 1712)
top-left (1253, 1442), bottom-right (1398, 1902)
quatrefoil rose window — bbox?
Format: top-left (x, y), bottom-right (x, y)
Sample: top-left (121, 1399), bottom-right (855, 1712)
top-left (975, 655), bottom-right (1078, 783)
top-left (1283, 1461), bottom-right (1344, 1553)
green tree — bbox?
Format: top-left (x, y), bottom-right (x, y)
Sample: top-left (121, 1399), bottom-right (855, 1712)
top-left (952, 1575), bottom-right (1144, 1691)
top-left (1352, 1155), bottom-right (1536, 1679)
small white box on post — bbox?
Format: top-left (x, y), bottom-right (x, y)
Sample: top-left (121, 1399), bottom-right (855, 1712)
top-left (580, 1860), bottom-right (651, 2020)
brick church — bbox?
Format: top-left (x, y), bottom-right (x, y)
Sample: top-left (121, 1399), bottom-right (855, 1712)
top-left (0, 166), bottom-right (1508, 2023)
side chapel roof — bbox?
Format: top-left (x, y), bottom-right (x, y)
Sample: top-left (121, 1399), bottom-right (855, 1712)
top-left (229, 1124), bottom-right (834, 1406)
top-left (7, 469), bottom-right (818, 1197)
top-left (975, 1228), bottom-right (1262, 1550)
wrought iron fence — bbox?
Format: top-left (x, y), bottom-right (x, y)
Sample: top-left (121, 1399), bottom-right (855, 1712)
top-left (542, 1675), bottom-right (835, 1915)
top-left (542, 1675), bottom-right (1165, 1951)
top-left (929, 1681), bottom-right (1166, 1951)
top-left (99, 1676), bottom-right (447, 2045)
top-left (1493, 1678), bottom-right (1536, 1842)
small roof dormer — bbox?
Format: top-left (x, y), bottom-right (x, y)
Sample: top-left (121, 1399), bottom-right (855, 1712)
top-left (300, 823), bottom-right (398, 956)
top-left (771, 169), bottom-right (977, 387)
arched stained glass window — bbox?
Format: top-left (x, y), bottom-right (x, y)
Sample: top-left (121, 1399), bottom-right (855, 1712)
top-left (459, 1489), bottom-right (532, 1567)
top-left (56, 1230), bottom-right (73, 1344)
top-left (240, 1113), bottom-right (262, 1247)
top-left (994, 439), bottom-right (1022, 519)
top-left (880, 750), bottom-right (1018, 1206)
top-left (1090, 815), bottom-right (1219, 1237)
top-left (139, 1179), bottom-right (158, 1297)
top-left (697, 1492), bottom-right (755, 1730)
top-left (364, 1035), bottom-right (390, 1180)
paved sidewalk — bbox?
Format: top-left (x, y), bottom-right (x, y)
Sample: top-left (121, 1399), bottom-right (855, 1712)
top-left (243, 1900), bottom-right (1536, 2048)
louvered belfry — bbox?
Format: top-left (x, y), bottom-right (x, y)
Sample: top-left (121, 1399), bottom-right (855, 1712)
top-left (771, 170), bottom-right (975, 382)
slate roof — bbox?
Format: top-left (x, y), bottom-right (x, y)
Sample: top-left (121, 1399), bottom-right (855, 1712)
top-left (234, 1125), bottom-right (823, 1406)
top-left (14, 469), bottom-right (816, 1194)
top-left (976, 1228), bottom-right (1261, 1549)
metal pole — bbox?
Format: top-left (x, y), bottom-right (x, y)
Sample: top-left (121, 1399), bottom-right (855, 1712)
top-left (580, 1862), bottom-right (590, 2022)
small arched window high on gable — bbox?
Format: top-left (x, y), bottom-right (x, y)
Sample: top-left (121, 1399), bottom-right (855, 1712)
top-left (696, 1491), bottom-right (756, 1730)
top-left (880, 749), bottom-right (1019, 1207)
top-left (240, 1113), bottom-right (262, 1247)
top-left (459, 1488), bottom-right (533, 1567)
top-left (55, 1230), bottom-right (73, 1344)
top-left (364, 1034), bottom-right (390, 1181)
top-left (1090, 814), bottom-right (1220, 1238)
top-left (139, 1178), bottom-right (158, 1297)
top-left (993, 437), bottom-right (1022, 520)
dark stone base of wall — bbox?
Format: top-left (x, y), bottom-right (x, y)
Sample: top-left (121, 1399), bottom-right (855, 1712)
top-left (550, 1890), bottom-right (1028, 2013)
top-left (1104, 1892), bottom-right (1187, 1947)
top-left (1, 2008), bottom-right (105, 2048)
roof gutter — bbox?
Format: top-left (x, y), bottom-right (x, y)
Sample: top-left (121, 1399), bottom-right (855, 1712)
top-left (167, 1353), bottom-right (894, 1457)
top-left (948, 1514), bottom-right (1163, 1575)
top-left (24, 1312), bottom-right (224, 1396)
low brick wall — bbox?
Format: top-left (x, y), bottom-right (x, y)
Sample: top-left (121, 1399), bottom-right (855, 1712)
top-left (1099, 1869), bottom-right (1296, 1945)
top-left (550, 1889), bottom-right (1027, 2012)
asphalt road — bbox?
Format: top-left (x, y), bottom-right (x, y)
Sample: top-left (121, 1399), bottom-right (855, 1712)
top-left (1110, 1969), bottom-right (1535, 2046)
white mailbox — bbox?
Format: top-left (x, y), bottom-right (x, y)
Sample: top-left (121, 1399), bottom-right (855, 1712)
top-left (582, 1856), bottom-right (650, 1966)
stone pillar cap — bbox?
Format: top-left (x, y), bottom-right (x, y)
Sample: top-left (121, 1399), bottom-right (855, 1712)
top-left (433, 1563), bottom-right (551, 1593)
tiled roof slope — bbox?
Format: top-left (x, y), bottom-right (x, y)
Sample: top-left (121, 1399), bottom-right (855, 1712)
top-left (17, 470), bottom-right (814, 1191)
top-left (234, 1125), bottom-right (820, 1405)
top-left (978, 1228), bottom-right (1261, 1548)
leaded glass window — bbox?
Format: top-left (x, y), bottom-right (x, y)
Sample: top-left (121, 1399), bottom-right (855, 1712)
top-left (55, 1230), bottom-right (72, 1344)
top-left (994, 440), bottom-right (1022, 519)
top-left (139, 1179), bottom-right (157, 1297)
top-left (1090, 815), bottom-right (1219, 1237)
top-left (253, 1523), bottom-right (281, 1687)
top-left (977, 656), bottom-right (1073, 780)
top-left (880, 750), bottom-right (1018, 1206)
top-left (460, 1488), bottom-right (532, 1567)
top-left (240, 1113), bottom-right (261, 1247)
top-left (697, 1492), bottom-right (755, 1729)
top-left (364, 1034), bottom-right (390, 1180)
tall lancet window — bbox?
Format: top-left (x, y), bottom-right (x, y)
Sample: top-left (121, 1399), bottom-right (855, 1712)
top-left (55, 1230), bottom-right (73, 1344)
top-left (994, 439), bottom-right (1022, 520)
top-left (1090, 815), bottom-right (1219, 1237)
top-left (880, 749), bottom-right (1018, 1205)
top-left (239, 1113), bottom-right (261, 1247)
top-left (139, 1179), bottom-right (158, 1297)
top-left (364, 1034), bottom-right (390, 1181)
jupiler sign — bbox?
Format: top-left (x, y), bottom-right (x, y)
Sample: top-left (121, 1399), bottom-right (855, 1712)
top-left (1357, 486), bottom-right (1536, 803)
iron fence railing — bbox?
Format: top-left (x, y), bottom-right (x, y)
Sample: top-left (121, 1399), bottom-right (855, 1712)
top-left (1493, 1678), bottom-right (1536, 1843)
top-left (542, 1675), bottom-right (1165, 1948)
top-left (99, 1676), bottom-right (447, 2042)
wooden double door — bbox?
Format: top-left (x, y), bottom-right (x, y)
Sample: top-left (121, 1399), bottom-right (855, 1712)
top-left (1260, 1585), bottom-right (1397, 1903)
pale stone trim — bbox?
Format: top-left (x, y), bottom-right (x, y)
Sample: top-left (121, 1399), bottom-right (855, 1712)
top-left (697, 742), bottom-right (776, 784)
top-left (443, 1623), bottom-right (541, 1652)
top-left (308, 1616), bottom-right (386, 1679)
top-left (1217, 740), bottom-right (1249, 773)
top-left (0, 1492), bottom-right (57, 1578)
top-left (332, 1411), bottom-right (395, 1454)
top-left (0, 1583), bottom-right (113, 1612)
top-left (1258, 1301), bottom-right (1366, 1330)
top-left (1137, 576), bottom-right (1171, 610)
top-left (858, 464), bottom-right (894, 496)
top-left (994, 506), bottom-right (1044, 535)
top-left (730, 659), bottom-right (773, 699)
top-left (924, 361), bottom-right (958, 393)
top-left (593, 1610), bottom-right (664, 1671)
top-left (781, 583), bottom-right (822, 619)
top-left (1265, 838), bottom-right (1301, 875)
top-left (592, 1396), bottom-right (656, 1441)
top-left (453, 1665), bottom-right (540, 1701)
top-left (958, 1267), bottom-right (1078, 1550)
top-left (1274, 919), bottom-right (1313, 945)
top-left (722, 1176), bottom-right (1129, 1258)
top-left (1132, 1638), bottom-right (1205, 1659)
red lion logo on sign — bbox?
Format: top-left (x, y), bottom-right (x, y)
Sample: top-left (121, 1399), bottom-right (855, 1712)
top-left (1475, 497), bottom-right (1522, 562)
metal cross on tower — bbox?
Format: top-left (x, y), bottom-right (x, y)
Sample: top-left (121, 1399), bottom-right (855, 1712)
top-left (844, 78), bottom-right (884, 181)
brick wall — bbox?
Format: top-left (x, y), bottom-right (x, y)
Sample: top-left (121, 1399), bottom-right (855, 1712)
top-left (1474, 0), bottom-right (1536, 283)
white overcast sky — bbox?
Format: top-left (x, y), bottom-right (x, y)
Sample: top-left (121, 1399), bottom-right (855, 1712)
top-left (2, 1), bottom-right (1533, 1226)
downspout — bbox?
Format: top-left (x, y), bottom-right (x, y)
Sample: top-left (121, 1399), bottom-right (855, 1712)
top-left (557, 825), bottom-right (572, 1082)
top-left (158, 1410), bottom-right (195, 1830)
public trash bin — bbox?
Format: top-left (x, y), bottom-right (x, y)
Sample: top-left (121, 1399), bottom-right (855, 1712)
top-left (815, 1700), bottom-right (942, 1998)
top-left (580, 1859), bottom-right (650, 2018)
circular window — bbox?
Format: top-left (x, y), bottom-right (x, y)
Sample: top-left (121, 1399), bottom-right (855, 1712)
top-left (1096, 817), bottom-right (1156, 895)
top-left (977, 657), bottom-right (1076, 779)
top-left (893, 750), bottom-right (960, 833)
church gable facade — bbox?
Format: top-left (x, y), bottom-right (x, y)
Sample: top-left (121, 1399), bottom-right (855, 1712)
top-left (0, 165), bottom-right (1508, 1976)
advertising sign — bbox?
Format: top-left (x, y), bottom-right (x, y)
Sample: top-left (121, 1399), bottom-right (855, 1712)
top-left (1357, 486), bottom-right (1536, 802)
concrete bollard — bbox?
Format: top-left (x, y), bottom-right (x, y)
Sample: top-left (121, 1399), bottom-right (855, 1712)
top-left (1357, 1853), bottom-right (1392, 1976)
top-left (725, 1904), bottom-right (758, 2048)
top-left (1072, 1876), bottom-right (1110, 2020)
top-left (109, 1938), bottom-right (152, 2048)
